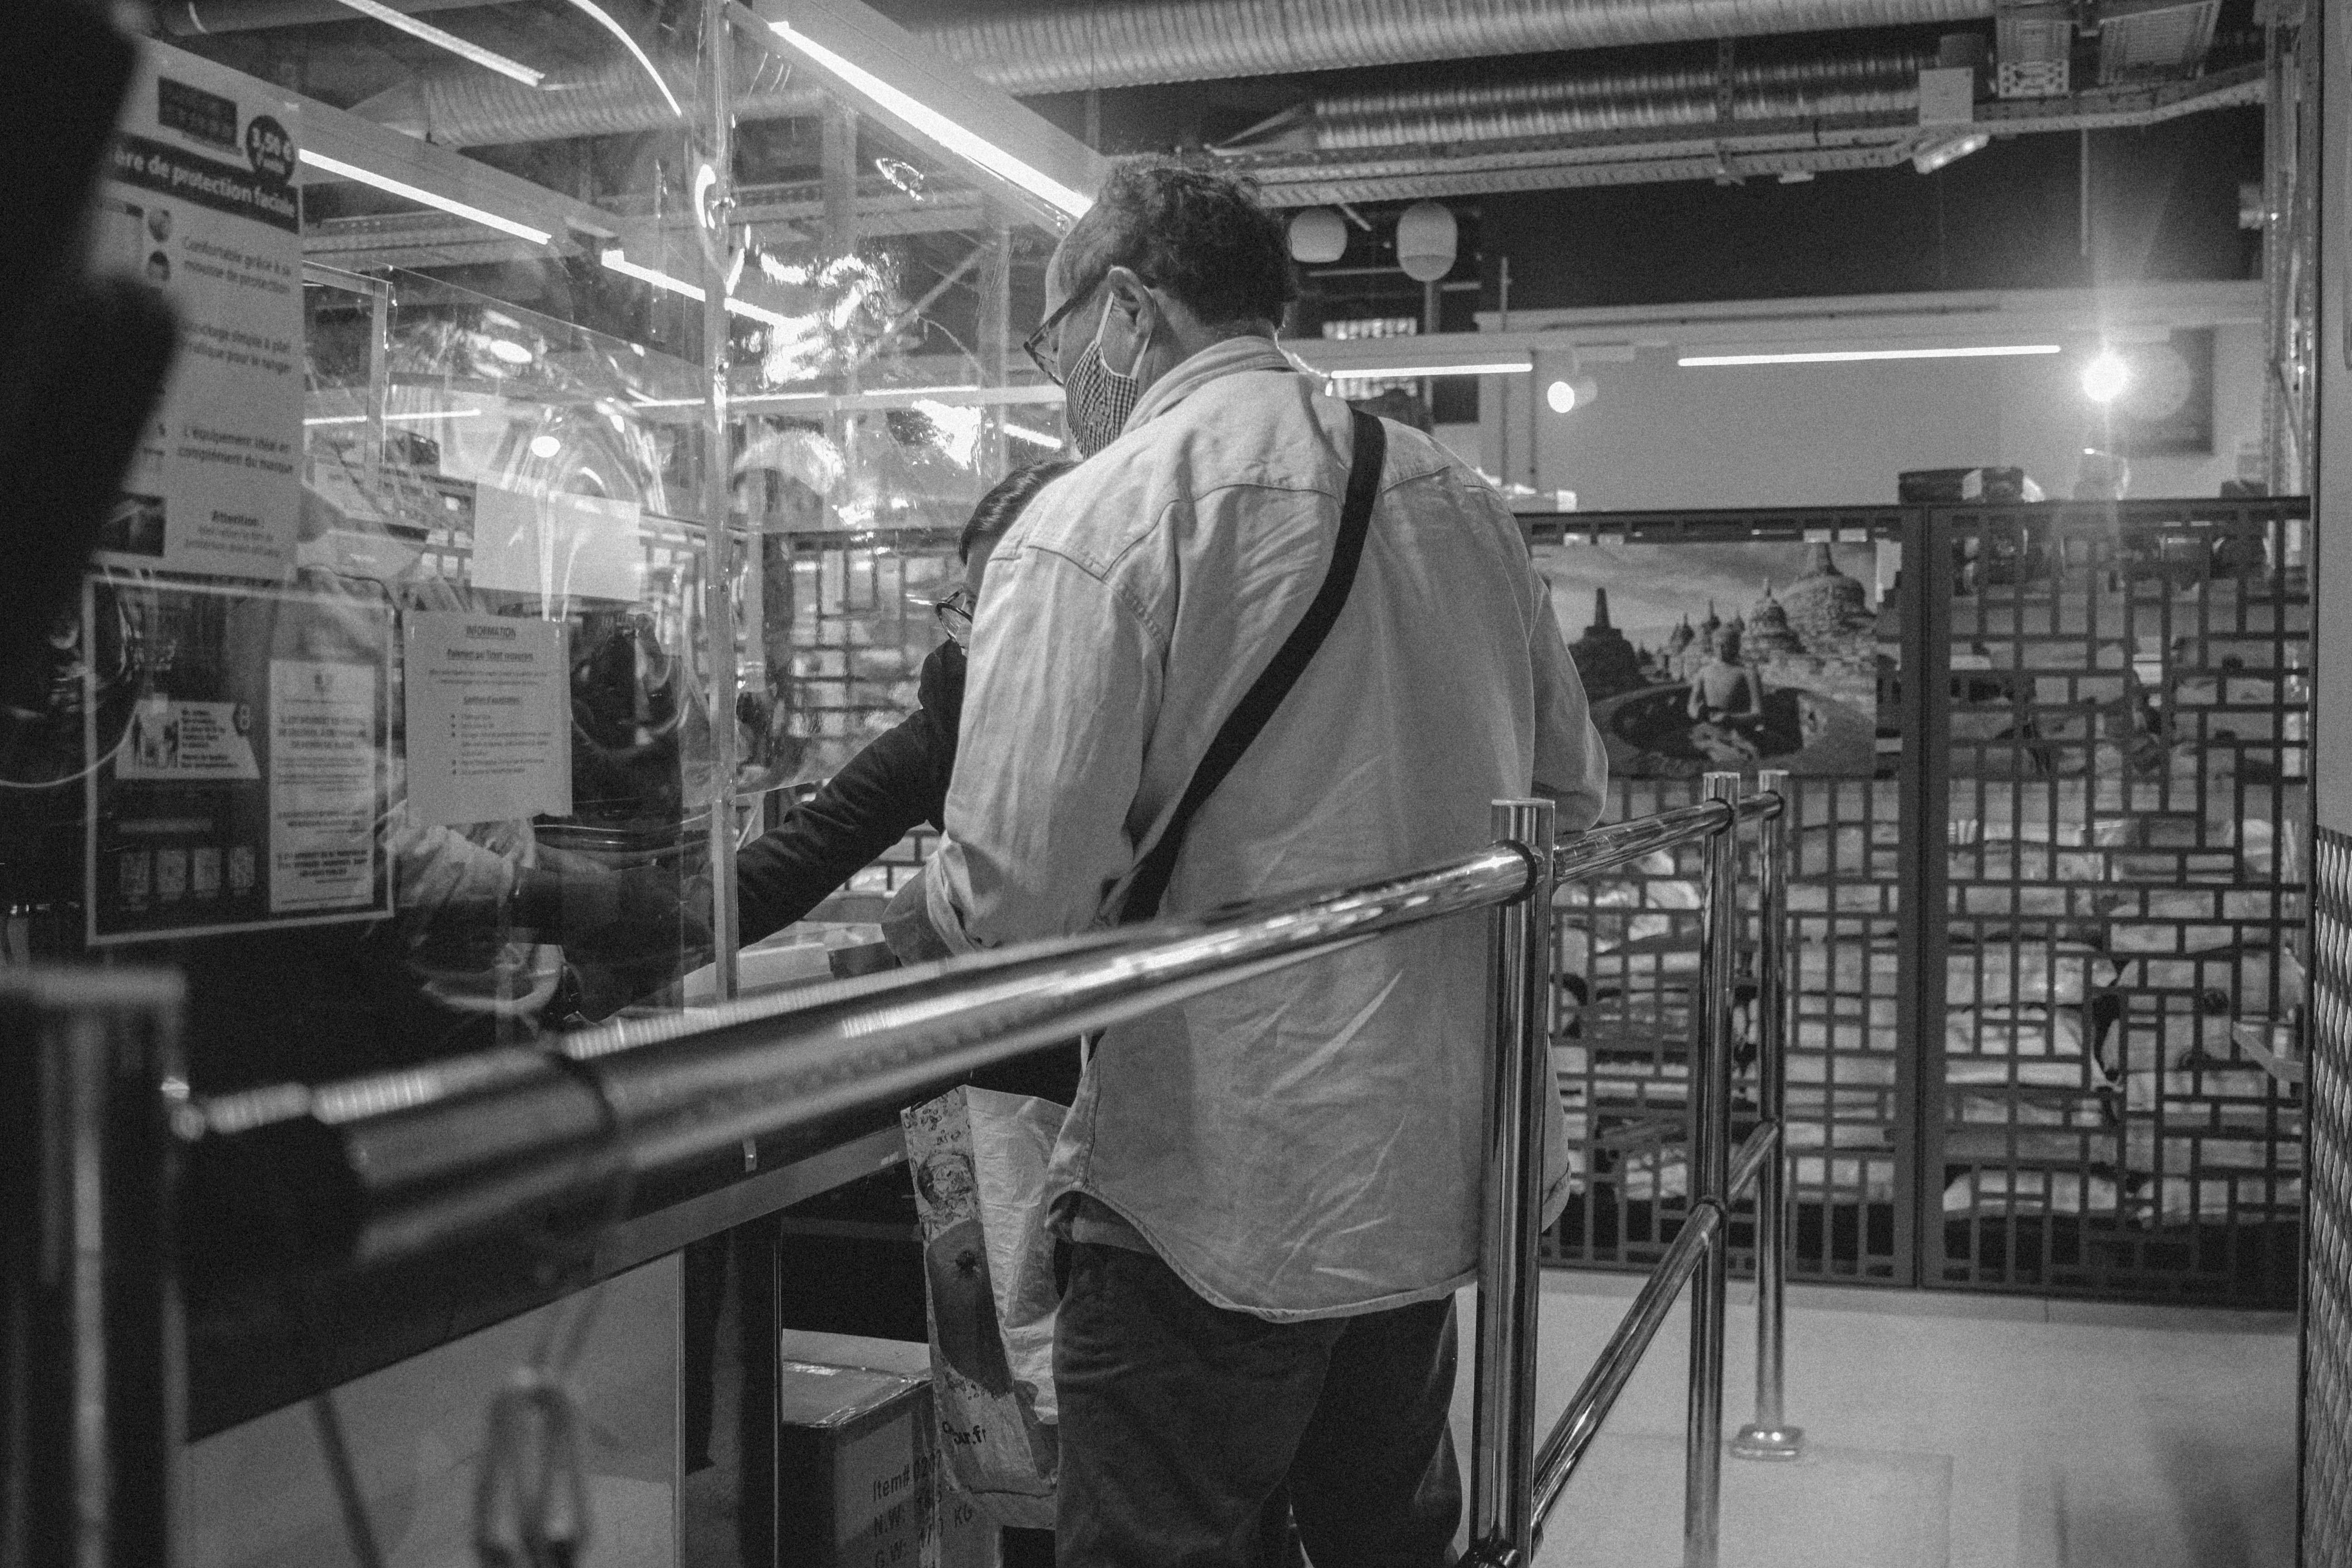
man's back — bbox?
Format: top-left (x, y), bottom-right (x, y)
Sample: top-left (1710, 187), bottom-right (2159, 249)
top-left (931, 336), bottom-right (1605, 1318)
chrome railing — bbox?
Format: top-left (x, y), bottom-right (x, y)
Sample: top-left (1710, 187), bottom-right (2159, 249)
top-left (5, 772), bottom-right (1794, 1568)
top-left (1468, 771), bottom-right (1796, 1568)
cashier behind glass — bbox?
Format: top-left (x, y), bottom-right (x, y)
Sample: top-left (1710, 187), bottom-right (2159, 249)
top-left (899, 160), bottom-right (1607, 1566)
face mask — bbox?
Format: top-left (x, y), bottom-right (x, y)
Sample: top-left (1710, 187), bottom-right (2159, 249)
top-left (1064, 299), bottom-right (1147, 458)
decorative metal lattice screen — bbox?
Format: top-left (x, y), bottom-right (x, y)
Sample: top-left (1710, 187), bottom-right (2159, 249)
top-left (1929, 500), bottom-right (2306, 1303)
top-left (774, 527), bottom-right (963, 894)
top-left (2304, 828), bottom-right (2352, 1560)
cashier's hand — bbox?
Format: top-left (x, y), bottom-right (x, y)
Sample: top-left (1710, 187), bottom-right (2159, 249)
top-left (882, 867), bottom-right (959, 966)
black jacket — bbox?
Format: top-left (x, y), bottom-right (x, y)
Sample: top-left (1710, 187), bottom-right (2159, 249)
top-left (736, 639), bottom-right (964, 944)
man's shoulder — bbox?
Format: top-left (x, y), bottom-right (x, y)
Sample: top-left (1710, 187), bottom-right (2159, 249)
top-left (1013, 383), bottom-right (1327, 568)
top-left (1372, 417), bottom-right (1499, 501)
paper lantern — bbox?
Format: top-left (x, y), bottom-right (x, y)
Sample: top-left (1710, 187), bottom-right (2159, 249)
top-left (1289, 207), bottom-right (1348, 264)
top-left (1396, 201), bottom-right (1457, 283)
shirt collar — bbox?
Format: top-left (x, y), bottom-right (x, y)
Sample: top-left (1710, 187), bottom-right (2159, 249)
top-left (1124, 334), bottom-right (1299, 436)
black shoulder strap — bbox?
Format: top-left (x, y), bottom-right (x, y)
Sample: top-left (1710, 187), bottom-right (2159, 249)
top-left (1119, 409), bottom-right (1387, 924)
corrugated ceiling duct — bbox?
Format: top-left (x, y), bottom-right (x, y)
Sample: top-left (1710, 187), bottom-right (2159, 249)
top-left (1311, 49), bottom-right (1934, 148)
top-left (329, 0), bottom-right (1989, 145)
top-left (921, 0), bottom-right (1992, 95)
top-left (354, 56), bottom-right (823, 143)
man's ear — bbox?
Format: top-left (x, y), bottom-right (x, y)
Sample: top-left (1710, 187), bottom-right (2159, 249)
top-left (1100, 265), bottom-right (1162, 343)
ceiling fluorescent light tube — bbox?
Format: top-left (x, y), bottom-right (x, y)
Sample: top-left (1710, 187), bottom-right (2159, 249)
top-left (304, 409), bottom-right (484, 426)
top-left (766, 19), bottom-right (1090, 220)
top-left (600, 248), bottom-right (792, 328)
top-left (1678, 344), bottom-right (2063, 367)
top-left (557, 0), bottom-right (682, 118)
top-left (299, 148), bottom-right (552, 245)
top-left (325, 0), bottom-right (544, 85)
top-left (1004, 422), bottom-right (1061, 449)
top-left (1328, 360), bottom-right (1534, 379)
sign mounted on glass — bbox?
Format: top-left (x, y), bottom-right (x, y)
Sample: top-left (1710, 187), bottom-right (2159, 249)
top-left (84, 578), bottom-right (393, 945)
top-left (96, 44), bottom-right (303, 580)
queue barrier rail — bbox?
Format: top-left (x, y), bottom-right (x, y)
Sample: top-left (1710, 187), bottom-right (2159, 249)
top-left (2, 772), bottom-right (1792, 1568)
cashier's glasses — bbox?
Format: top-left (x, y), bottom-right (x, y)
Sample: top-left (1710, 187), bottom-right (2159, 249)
top-left (928, 587), bottom-right (975, 647)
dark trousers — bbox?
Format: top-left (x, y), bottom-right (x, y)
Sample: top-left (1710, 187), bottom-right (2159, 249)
top-left (1054, 1242), bottom-right (1460, 1568)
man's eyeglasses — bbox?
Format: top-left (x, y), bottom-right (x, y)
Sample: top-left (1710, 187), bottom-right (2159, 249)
top-left (1022, 274), bottom-right (1103, 386)
top-left (929, 586), bottom-right (975, 644)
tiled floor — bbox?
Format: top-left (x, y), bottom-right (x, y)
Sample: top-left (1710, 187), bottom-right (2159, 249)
top-left (1465, 1272), bottom-right (2298, 1568)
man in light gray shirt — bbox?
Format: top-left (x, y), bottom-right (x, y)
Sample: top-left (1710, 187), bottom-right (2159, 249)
top-left (915, 162), bottom-right (1606, 1566)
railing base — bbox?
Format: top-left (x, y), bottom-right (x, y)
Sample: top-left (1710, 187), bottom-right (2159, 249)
top-left (1730, 1423), bottom-right (1806, 1462)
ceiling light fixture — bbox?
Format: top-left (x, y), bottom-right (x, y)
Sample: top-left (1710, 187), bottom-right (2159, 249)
top-left (1004, 422), bottom-right (1062, 449)
top-left (1912, 132), bottom-right (1992, 175)
top-left (304, 409), bottom-right (485, 427)
top-left (1678, 344), bottom-right (2063, 367)
top-left (324, 0), bottom-right (544, 85)
top-left (528, 434), bottom-right (564, 458)
top-left (298, 147), bottom-right (553, 245)
top-left (1546, 377), bottom-right (1598, 413)
top-left (764, 17), bottom-right (1091, 220)
top-left (599, 248), bottom-right (794, 329)
top-left (553, 0), bottom-right (681, 118)
top-left (1327, 360), bottom-right (1534, 380)
top-left (2081, 350), bottom-right (2130, 403)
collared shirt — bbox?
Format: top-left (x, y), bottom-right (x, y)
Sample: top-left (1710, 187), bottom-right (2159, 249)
top-left (925, 335), bottom-right (1607, 1320)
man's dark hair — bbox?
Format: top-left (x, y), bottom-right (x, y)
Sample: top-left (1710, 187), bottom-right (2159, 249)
top-left (1061, 160), bottom-right (1296, 329)
top-left (959, 459), bottom-right (1076, 563)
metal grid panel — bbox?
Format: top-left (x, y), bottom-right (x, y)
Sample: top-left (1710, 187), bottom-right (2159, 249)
top-left (2304, 827), bottom-right (2352, 1561)
top-left (1933, 500), bottom-right (2306, 1303)
top-left (1533, 508), bottom-right (1910, 1285)
top-left (778, 528), bottom-right (962, 893)
top-left (1545, 774), bottom-right (1906, 1284)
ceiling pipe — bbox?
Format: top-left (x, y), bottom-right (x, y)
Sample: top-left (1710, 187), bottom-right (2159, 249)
top-left (1296, 49), bottom-right (1936, 151)
top-left (284, 0), bottom-right (1993, 146)
top-left (922, 0), bottom-right (1991, 96)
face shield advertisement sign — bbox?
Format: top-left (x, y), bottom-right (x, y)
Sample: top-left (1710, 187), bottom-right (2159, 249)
top-left (97, 46), bottom-right (303, 579)
top-left (85, 579), bottom-right (392, 945)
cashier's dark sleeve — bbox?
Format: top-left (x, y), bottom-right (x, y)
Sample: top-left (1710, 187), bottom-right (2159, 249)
top-left (731, 642), bottom-right (964, 945)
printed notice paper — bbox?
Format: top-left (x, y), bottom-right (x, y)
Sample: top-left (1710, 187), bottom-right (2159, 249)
top-left (99, 44), bottom-right (303, 578)
top-left (86, 580), bottom-right (392, 946)
top-left (404, 613), bottom-right (573, 828)
top-left (268, 660), bottom-right (380, 914)
top-left (469, 485), bottom-right (645, 603)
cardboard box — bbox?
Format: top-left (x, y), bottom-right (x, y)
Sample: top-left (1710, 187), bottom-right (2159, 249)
top-left (776, 1331), bottom-right (1000, 1568)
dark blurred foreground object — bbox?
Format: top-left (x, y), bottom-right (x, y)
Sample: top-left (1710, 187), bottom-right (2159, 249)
top-left (0, 2), bottom-right (178, 704)
top-left (1896, 466), bottom-right (2043, 504)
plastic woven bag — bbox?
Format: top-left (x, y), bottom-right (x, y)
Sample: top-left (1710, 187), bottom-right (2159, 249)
top-left (901, 1086), bottom-right (1067, 1529)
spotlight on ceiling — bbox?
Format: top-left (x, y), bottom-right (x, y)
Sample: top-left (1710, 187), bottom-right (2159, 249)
top-left (529, 434), bottom-right (563, 459)
top-left (1546, 377), bottom-right (1599, 414)
top-left (2081, 350), bottom-right (2129, 404)
top-left (1912, 132), bottom-right (1990, 175)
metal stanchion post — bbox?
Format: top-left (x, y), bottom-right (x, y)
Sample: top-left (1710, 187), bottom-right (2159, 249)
top-left (1735, 771), bottom-right (1803, 1463)
top-left (1683, 773), bottom-right (1740, 1568)
top-left (1467, 798), bottom-right (1556, 1567)
top-left (0, 968), bottom-right (186, 1568)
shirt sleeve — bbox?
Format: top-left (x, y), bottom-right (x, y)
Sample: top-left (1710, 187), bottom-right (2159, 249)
top-left (733, 706), bottom-right (946, 945)
top-left (1528, 566), bottom-right (1610, 832)
top-left (925, 543), bottom-right (1161, 951)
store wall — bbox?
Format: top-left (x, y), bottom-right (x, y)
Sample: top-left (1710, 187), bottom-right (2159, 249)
top-left (1469, 300), bottom-right (2263, 512)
